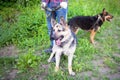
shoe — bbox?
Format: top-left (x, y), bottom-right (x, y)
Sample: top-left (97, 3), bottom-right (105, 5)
top-left (44, 48), bottom-right (52, 53)
top-left (44, 46), bottom-right (52, 53)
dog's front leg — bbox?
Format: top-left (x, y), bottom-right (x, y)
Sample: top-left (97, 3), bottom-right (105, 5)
top-left (90, 29), bottom-right (96, 44)
top-left (48, 51), bottom-right (55, 63)
top-left (68, 54), bottom-right (75, 76)
top-left (55, 53), bottom-right (61, 72)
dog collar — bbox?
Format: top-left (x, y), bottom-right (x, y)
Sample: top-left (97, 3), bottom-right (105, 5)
top-left (90, 15), bottom-right (103, 31)
top-left (98, 15), bottom-right (103, 22)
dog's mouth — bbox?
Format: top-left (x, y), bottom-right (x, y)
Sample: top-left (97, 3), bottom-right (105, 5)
top-left (107, 18), bottom-right (112, 22)
top-left (55, 35), bottom-right (64, 46)
top-left (106, 16), bottom-right (113, 22)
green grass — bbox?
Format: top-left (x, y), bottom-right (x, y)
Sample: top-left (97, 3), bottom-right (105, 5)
top-left (0, 57), bottom-right (16, 79)
top-left (104, 57), bottom-right (117, 69)
top-left (0, 0), bottom-right (120, 80)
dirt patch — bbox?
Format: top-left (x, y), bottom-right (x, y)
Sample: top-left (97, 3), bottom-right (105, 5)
top-left (92, 59), bottom-right (111, 75)
top-left (91, 58), bottom-right (120, 80)
top-left (107, 73), bottom-right (120, 80)
top-left (98, 66), bottom-right (111, 75)
top-left (38, 64), bottom-right (49, 80)
top-left (0, 45), bottom-right (19, 57)
top-left (92, 59), bottom-right (104, 67)
top-left (91, 77), bottom-right (99, 80)
top-left (113, 53), bottom-right (120, 58)
top-left (5, 69), bottom-right (18, 80)
top-left (118, 44), bottom-right (120, 49)
top-left (79, 71), bottom-right (92, 76)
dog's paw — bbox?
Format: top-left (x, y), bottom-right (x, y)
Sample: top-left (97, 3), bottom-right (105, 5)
top-left (55, 67), bottom-right (59, 72)
top-left (90, 41), bottom-right (95, 44)
top-left (92, 41), bottom-right (98, 46)
top-left (70, 71), bottom-right (75, 76)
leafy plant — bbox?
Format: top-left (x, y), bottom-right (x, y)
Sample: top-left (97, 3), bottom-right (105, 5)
top-left (16, 51), bottom-right (41, 72)
top-left (17, 0), bottom-right (40, 7)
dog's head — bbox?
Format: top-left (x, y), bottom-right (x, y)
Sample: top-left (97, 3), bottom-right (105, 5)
top-left (100, 8), bottom-right (113, 22)
top-left (50, 17), bottom-right (70, 46)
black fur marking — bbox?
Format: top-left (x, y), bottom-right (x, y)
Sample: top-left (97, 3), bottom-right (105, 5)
top-left (68, 14), bottom-right (103, 31)
top-left (58, 31), bottom-right (77, 48)
top-left (59, 36), bottom-right (72, 48)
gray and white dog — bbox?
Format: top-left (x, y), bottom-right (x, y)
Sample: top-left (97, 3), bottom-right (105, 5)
top-left (48, 17), bottom-right (77, 76)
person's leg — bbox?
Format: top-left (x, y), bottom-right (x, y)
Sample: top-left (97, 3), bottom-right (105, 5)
top-left (44, 11), bottom-right (54, 53)
top-left (56, 8), bottom-right (67, 22)
top-left (44, 11), bottom-right (56, 62)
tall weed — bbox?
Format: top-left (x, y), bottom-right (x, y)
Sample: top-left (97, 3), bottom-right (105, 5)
top-left (16, 51), bottom-right (41, 73)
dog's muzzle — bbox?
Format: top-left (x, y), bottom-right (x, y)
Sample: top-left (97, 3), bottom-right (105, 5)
top-left (106, 15), bottom-right (114, 22)
top-left (55, 35), bottom-right (64, 46)
top-left (50, 32), bottom-right (64, 45)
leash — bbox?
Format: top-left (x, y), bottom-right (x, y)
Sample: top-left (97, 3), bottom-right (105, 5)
top-left (42, 5), bottom-right (61, 18)
top-left (42, 5), bottom-right (61, 12)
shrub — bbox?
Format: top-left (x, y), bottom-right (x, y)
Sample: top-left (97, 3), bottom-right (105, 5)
top-left (16, 51), bottom-right (41, 72)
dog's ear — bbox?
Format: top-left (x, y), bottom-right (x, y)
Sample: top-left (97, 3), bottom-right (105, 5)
top-left (60, 16), bottom-right (67, 26)
top-left (102, 8), bottom-right (106, 15)
top-left (51, 18), bottom-right (57, 27)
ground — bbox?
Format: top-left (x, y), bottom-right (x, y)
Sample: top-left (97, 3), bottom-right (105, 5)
top-left (0, 44), bottom-right (120, 80)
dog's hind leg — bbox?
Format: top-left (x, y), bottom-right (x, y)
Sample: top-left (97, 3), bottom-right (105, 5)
top-left (90, 29), bottom-right (96, 44)
top-left (74, 28), bottom-right (79, 34)
top-left (68, 54), bottom-right (75, 76)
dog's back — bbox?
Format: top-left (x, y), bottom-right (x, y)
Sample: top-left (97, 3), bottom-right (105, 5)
top-left (68, 16), bottom-right (99, 30)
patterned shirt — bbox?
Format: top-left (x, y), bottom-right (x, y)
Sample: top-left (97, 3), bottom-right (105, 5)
top-left (42, 0), bottom-right (68, 3)
top-left (42, 0), bottom-right (68, 8)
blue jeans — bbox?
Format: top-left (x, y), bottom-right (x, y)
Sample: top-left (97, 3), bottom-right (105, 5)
top-left (46, 8), bottom-right (67, 47)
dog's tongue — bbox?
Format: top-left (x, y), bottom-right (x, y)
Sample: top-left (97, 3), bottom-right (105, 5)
top-left (55, 39), bottom-right (61, 46)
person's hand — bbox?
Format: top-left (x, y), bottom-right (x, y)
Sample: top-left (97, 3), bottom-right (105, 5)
top-left (60, 2), bottom-right (67, 9)
top-left (41, 2), bottom-right (47, 10)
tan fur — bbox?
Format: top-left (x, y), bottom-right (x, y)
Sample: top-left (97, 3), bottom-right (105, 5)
top-left (48, 17), bottom-right (76, 76)
top-left (90, 29), bottom-right (96, 44)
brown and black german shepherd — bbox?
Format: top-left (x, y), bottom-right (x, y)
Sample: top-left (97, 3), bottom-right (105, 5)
top-left (68, 8), bottom-right (113, 44)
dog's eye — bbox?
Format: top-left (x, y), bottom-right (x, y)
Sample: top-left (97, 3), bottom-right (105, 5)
top-left (105, 12), bottom-right (108, 15)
